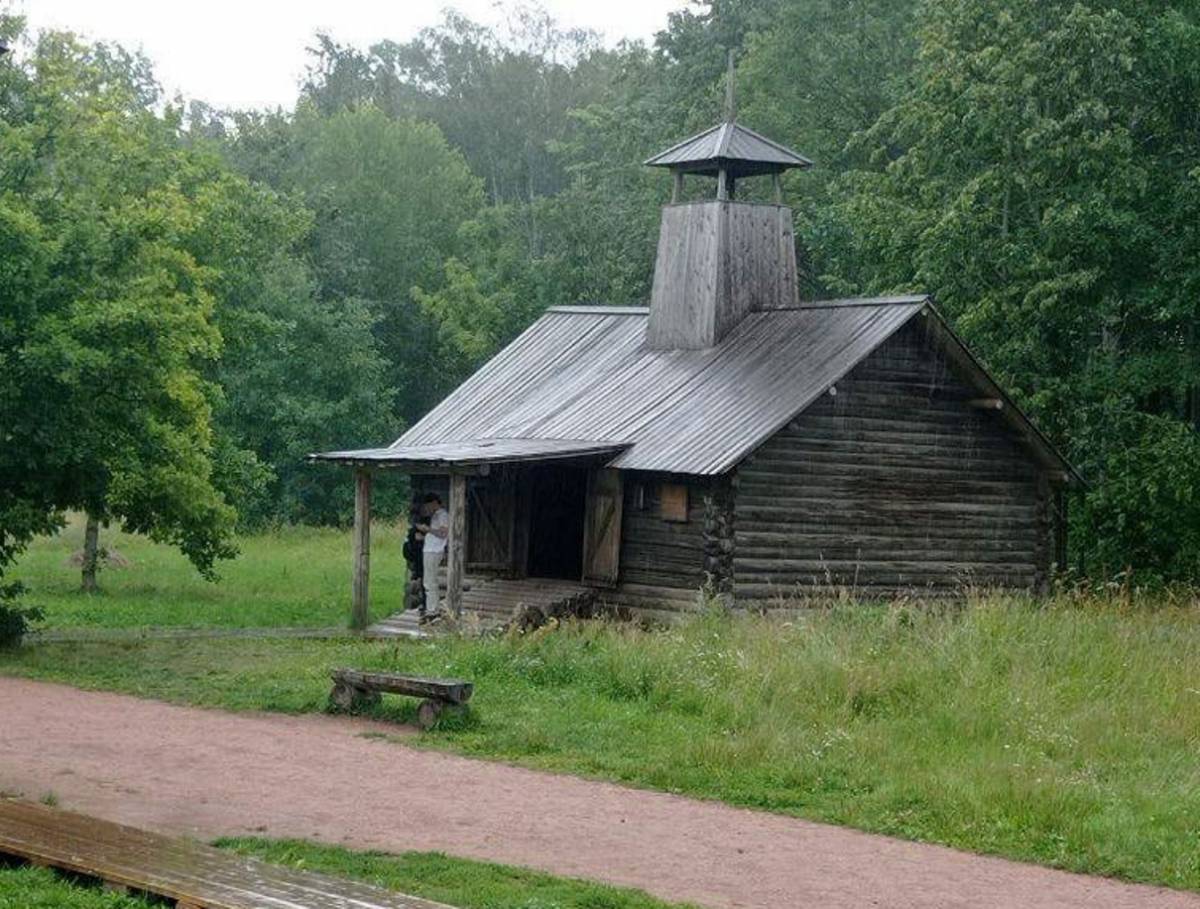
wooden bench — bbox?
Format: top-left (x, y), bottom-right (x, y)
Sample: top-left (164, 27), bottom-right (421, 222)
top-left (0, 799), bottom-right (454, 908)
top-left (329, 668), bottom-right (473, 729)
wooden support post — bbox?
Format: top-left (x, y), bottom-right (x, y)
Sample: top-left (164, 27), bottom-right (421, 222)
top-left (671, 170), bottom-right (684, 203)
top-left (716, 167), bottom-right (729, 201)
top-left (772, 172), bottom-right (783, 204)
top-left (351, 468), bottom-right (372, 630)
top-left (1054, 487), bottom-right (1068, 573)
top-left (447, 472), bottom-right (467, 619)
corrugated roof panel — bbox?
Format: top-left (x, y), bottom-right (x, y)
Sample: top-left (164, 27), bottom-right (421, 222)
top-left (395, 299), bottom-right (929, 475)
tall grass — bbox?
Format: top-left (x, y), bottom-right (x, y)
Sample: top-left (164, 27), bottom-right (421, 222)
top-left (6, 597), bottom-right (1198, 888)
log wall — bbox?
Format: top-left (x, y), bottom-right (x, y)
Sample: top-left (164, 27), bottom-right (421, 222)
top-left (733, 318), bottom-right (1053, 605)
top-left (604, 473), bottom-right (713, 615)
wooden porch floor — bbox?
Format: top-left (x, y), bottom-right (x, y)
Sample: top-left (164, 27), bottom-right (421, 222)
top-left (367, 576), bottom-right (591, 638)
top-left (0, 798), bottom-right (451, 908)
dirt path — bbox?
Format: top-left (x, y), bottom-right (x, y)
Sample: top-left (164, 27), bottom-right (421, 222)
top-left (1, 678), bottom-right (1195, 909)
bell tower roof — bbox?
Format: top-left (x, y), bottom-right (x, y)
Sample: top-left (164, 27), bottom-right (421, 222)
top-left (643, 120), bottom-right (812, 179)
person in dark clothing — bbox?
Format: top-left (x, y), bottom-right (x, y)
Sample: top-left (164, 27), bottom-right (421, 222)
top-left (402, 500), bottom-right (426, 614)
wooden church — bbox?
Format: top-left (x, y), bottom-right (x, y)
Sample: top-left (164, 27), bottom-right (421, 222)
top-left (316, 111), bottom-right (1079, 632)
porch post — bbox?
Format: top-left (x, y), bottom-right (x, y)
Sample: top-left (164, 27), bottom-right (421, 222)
top-left (351, 468), bottom-right (372, 630)
top-left (447, 472), bottom-right (467, 619)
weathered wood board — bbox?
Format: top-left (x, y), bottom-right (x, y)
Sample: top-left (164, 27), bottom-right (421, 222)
top-left (330, 669), bottom-right (473, 705)
top-left (352, 469), bottom-right (372, 630)
top-left (647, 200), bottom-right (798, 349)
top-left (0, 799), bottom-right (456, 909)
top-left (582, 468), bottom-right (624, 585)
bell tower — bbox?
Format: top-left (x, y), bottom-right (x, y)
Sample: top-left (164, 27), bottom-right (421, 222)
top-left (644, 56), bottom-right (811, 350)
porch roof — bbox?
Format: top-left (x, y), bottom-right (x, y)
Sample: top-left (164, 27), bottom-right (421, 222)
top-left (310, 437), bottom-right (628, 470)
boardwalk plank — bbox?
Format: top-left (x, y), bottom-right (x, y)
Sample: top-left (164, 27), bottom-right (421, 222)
top-left (0, 800), bottom-right (456, 909)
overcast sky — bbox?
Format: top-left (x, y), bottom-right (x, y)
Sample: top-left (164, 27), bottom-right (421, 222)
top-left (15, 0), bottom-right (688, 111)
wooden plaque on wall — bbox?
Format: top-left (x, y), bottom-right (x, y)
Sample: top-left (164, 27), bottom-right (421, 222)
top-left (660, 483), bottom-right (689, 523)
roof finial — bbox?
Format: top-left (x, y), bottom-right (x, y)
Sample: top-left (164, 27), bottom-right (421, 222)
top-left (725, 48), bottom-right (736, 122)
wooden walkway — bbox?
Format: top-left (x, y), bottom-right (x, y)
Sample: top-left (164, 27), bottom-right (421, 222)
top-left (0, 799), bottom-right (454, 909)
top-left (368, 576), bottom-right (591, 637)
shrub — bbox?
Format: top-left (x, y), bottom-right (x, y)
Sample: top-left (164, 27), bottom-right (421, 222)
top-left (0, 582), bottom-right (42, 647)
top-left (1073, 411), bottom-right (1200, 584)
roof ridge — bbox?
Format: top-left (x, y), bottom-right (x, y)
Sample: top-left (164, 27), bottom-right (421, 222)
top-left (714, 121), bottom-right (734, 158)
top-left (792, 294), bottom-right (930, 310)
top-left (547, 305), bottom-right (650, 315)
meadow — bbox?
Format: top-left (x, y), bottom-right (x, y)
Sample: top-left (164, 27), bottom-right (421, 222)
top-left (3, 522), bottom-right (1200, 891)
top-left (8, 513), bottom-right (407, 630)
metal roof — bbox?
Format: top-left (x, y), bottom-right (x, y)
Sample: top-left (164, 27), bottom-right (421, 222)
top-left (315, 296), bottom-right (1078, 482)
top-left (390, 298), bottom-right (928, 476)
top-left (644, 121), bottom-right (813, 177)
top-left (311, 438), bottom-right (627, 468)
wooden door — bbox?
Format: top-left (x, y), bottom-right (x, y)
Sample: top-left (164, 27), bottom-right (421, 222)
top-left (582, 468), bottom-right (623, 585)
top-left (466, 475), bottom-right (515, 571)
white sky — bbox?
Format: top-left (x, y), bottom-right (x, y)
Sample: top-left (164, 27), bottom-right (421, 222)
top-left (15, 0), bottom-right (689, 110)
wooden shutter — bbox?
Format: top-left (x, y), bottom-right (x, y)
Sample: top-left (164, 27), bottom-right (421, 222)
top-left (582, 468), bottom-right (623, 585)
top-left (466, 476), bottom-right (515, 571)
top-left (660, 483), bottom-right (689, 522)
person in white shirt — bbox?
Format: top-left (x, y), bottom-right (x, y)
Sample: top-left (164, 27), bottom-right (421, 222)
top-left (414, 493), bottom-right (450, 621)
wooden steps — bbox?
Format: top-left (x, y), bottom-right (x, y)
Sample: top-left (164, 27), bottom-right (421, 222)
top-left (367, 576), bottom-right (591, 638)
top-left (0, 799), bottom-right (454, 908)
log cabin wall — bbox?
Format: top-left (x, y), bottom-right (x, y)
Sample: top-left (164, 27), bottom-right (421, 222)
top-left (733, 318), bottom-right (1054, 606)
top-left (602, 472), bottom-right (720, 616)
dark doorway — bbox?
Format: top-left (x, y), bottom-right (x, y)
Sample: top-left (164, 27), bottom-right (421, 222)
top-left (526, 466), bottom-right (588, 580)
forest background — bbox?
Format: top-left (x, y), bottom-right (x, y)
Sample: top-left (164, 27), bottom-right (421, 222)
top-left (3, 0), bottom-right (1200, 593)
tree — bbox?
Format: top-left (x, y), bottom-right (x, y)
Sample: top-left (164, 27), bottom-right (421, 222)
top-left (304, 9), bottom-right (606, 206)
top-left (222, 105), bottom-right (484, 424)
top-left (0, 27), bottom-right (238, 591)
top-left (822, 0), bottom-right (1200, 581)
top-left (173, 155), bottom-right (399, 526)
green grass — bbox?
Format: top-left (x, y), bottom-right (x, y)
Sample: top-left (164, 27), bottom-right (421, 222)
top-left (0, 843), bottom-right (690, 909)
top-left (4, 602), bottom-right (1200, 890)
top-left (9, 513), bottom-right (406, 630)
top-left (0, 865), bottom-right (150, 908)
top-left (216, 839), bottom-right (695, 908)
top-left (5, 524), bottom-right (1200, 891)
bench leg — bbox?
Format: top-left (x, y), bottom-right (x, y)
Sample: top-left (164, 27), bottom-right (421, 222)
top-left (330, 681), bottom-right (379, 713)
top-left (329, 680), bottom-right (358, 712)
top-left (416, 699), bottom-right (443, 730)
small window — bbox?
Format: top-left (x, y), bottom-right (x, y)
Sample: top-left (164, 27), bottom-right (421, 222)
top-left (660, 483), bottom-right (689, 523)
top-left (633, 483), bottom-right (646, 511)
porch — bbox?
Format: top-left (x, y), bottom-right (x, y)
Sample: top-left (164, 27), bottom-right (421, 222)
top-left (310, 438), bottom-right (629, 630)
top-left (366, 575), bottom-right (597, 637)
